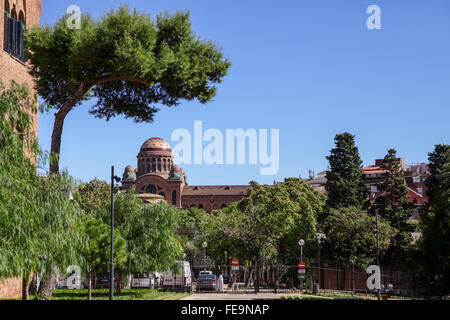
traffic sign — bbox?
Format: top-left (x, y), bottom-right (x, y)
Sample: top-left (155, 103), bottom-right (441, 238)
top-left (298, 262), bottom-right (306, 270)
top-left (232, 259), bottom-right (239, 271)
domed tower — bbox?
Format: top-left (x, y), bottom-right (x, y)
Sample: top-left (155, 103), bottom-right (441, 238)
top-left (137, 137), bottom-right (174, 178)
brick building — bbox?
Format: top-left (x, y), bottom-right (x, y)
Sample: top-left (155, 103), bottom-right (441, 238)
top-left (0, 0), bottom-right (42, 299)
top-left (121, 137), bottom-right (249, 212)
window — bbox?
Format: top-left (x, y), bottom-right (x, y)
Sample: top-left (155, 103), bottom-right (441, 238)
top-left (4, 3), bottom-right (26, 61)
top-left (198, 204), bottom-right (204, 210)
top-left (146, 185), bottom-right (157, 194)
top-left (172, 190), bottom-right (177, 206)
top-left (221, 204), bottom-right (227, 209)
top-left (152, 158), bottom-right (156, 172)
top-left (157, 159), bottom-right (161, 172)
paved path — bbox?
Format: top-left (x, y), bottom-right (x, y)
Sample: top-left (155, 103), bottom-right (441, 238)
top-left (181, 293), bottom-right (318, 300)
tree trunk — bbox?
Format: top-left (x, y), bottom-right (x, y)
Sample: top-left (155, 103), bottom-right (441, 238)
top-left (116, 271), bottom-right (123, 295)
top-left (39, 265), bottom-right (57, 299)
top-left (255, 258), bottom-right (260, 294)
top-left (22, 273), bottom-right (31, 301)
top-left (88, 268), bottom-right (93, 301)
top-left (50, 82), bottom-right (89, 174)
top-left (351, 266), bottom-right (355, 293)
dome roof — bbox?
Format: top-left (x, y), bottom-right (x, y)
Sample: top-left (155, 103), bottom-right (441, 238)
top-left (140, 137), bottom-right (171, 152)
top-left (124, 165), bottom-right (135, 173)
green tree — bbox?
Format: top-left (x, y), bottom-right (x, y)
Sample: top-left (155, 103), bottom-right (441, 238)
top-left (26, 6), bottom-right (231, 174)
top-left (80, 217), bottom-right (127, 300)
top-left (416, 144), bottom-right (450, 299)
top-left (374, 149), bottom-right (414, 271)
top-left (203, 179), bottom-right (324, 292)
top-left (76, 179), bottom-right (110, 218)
top-left (107, 191), bottom-right (182, 293)
top-left (321, 206), bottom-right (395, 290)
top-left (0, 81), bottom-right (85, 300)
top-left (324, 133), bottom-right (369, 213)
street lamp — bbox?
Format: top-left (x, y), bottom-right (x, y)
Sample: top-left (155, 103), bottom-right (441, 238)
top-left (110, 166), bottom-right (121, 301)
top-left (202, 242), bottom-right (208, 271)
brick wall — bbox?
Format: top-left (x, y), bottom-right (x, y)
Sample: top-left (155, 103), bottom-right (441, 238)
top-left (0, 277), bottom-right (22, 299)
top-left (0, 0), bottom-right (42, 300)
top-left (1, 0), bottom-right (42, 135)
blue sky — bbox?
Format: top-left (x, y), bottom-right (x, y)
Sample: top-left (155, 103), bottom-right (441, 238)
top-left (37, 0), bottom-right (450, 185)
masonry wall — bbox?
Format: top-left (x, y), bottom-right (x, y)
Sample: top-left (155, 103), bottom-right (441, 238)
top-left (0, 0), bottom-right (42, 135)
top-left (0, 0), bottom-right (42, 300)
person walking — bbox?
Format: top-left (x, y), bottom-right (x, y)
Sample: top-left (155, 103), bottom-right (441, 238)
top-left (216, 273), bottom-right (224, 293)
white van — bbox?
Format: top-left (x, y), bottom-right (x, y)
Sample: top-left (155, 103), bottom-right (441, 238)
top-left (131, 273), bottom-right (155, 289)
top-left (161, 261), bottom-right (192, 292)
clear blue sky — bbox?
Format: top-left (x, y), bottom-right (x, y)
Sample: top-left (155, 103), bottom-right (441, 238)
top-left (38, 0), bottom-right (450, 185)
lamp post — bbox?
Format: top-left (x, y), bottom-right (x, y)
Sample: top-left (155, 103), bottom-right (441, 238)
top-left (298, 239), bottom-right (305, 291)
top-left (375, 209), bottom-right (381, 301)
top-left (110, 166), bottom-right (121, 301)
top-left (202, 242), bottom-right (208, 271)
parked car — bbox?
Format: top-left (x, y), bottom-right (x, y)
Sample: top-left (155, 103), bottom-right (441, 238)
top-left (56, 265), bottom-right (83, 290)
top-left (196, 273), bottom-right (217, 291)
top-left (131, 273), bottom-right (155, 289)
top-left (161, 261), bottom-right (192, 292)
top-left (94, 274), bottom-right (116, 289)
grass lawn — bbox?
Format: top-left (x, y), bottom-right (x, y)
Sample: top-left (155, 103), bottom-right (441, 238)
top-left (50, 289), bottom-right (191, 300)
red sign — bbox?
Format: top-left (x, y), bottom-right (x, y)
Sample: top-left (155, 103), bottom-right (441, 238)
top-left (298, 262), bottom-right (306, 270)
top-left (232, 259), bottom-right (239, 266)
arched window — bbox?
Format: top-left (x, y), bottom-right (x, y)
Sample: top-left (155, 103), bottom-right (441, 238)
top-left (198, 204), bottom-right (204, 210)
top-left (172, 190), bottom-right (177, 206)
top-left (157, 158), bottom-right (161, 172)
top-left (221, 204), bottom-right (227, 209)
top-left (159, 192), bottom-right (166, 198)
top-left (163, 159), bottom-right (167, 172)
top-left (146, 184), bottom-right (157, 194)
top-left (190, 204), bottom-right (196, 209)
top-left (152, 158), bottom-right (156, 172)
top-left (4, 4), bottom-right (26, 61)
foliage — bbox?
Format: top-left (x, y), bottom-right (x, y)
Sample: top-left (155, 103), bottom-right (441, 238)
top-left (321, 206), bottom-right (395, 268)
top-left (26, 5), bottom-right (231, 173)
top-left (48, 289), bottom-right (191, 300)
top-left (202, 179), bottom-right (325, 267)
top-left (0, 82), bottom-right (84, 289)
top-left (374, 149), bottom-right (414, 269)
top-left (324, 132), bottom-right (369, 213)
top-left (105, 192), bottom-right (183, 275)
top-left (416, 144), bottom-right (450, 298)
top-left (75, 179), bottom-right (110, 218)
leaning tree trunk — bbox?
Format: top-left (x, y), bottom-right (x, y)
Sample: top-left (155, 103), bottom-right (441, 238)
top-left (39, 265), bottom-right (57, 299)
top-left (49, 82), bottom-right (89, 174)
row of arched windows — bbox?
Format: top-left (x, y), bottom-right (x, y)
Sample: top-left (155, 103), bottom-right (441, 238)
top-left (187, 204), bottom-right (227, 210)
top-left (138, 157), bottom-right (173, 175)
top-left (4, 0), bottom-right (26, 60)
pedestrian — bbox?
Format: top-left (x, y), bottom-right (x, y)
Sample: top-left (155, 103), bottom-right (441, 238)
top-left (216, 273), bottom-right (224, 293)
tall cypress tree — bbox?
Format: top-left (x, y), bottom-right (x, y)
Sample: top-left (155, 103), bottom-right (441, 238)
top-left (374, 149), bottom-right (414, 269)
top-left (325, 133), bottom-right (369, 210)
top-left (416, 144), bottom-right (450, 298)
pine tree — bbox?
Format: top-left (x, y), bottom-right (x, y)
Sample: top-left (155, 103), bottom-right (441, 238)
top-left (325, 133), bottom-right (369, 211)
top-left (374, 149), bottom-right (414, 269)
top-left (416, 144), bottom-right (450, 298)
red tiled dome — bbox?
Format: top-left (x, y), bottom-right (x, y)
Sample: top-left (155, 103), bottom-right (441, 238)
top-left (140, 137), bottom-right (171, 152)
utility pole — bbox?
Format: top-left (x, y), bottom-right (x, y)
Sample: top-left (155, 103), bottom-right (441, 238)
top-left (110, 166), bottom-right (121, 301)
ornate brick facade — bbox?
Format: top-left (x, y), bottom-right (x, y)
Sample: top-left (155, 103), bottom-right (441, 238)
top-left (122, 137), bottom-right (249, 212)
